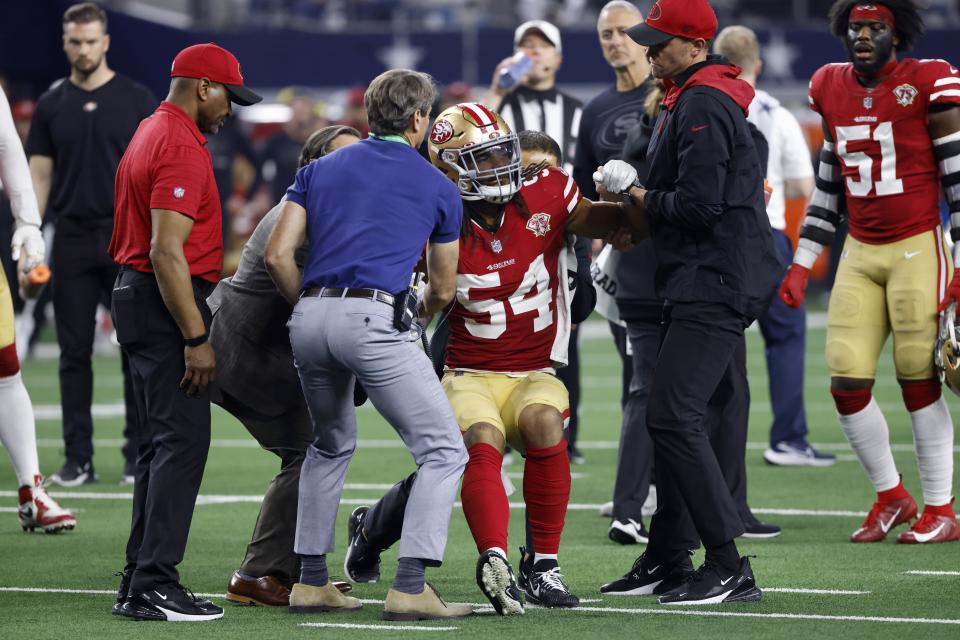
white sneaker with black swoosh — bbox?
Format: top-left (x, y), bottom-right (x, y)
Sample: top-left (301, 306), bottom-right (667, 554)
top-left (657, 557), bottom-right (761, 606)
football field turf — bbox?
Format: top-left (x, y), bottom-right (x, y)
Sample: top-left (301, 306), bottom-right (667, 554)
top-left (1, 321), bottom-right (958, 639)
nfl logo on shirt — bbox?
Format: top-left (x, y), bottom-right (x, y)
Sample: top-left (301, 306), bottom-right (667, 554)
top-left (863, 96), bottom-right (873, 109)
top-left (491, 239), bottom-right (503, 254)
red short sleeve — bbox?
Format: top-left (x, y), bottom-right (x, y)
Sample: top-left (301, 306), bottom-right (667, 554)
top-left (149, 145), bottom-right (208, 218)
top-left (918, 58), bottom-right (960, 110)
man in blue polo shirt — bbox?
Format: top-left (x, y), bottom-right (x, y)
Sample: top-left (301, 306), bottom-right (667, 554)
top-left (264, 69), bottom-right (471, 621)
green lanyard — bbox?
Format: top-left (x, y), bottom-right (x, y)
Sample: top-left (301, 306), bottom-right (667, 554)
top-left (368, 133), bottom-right (411, 147)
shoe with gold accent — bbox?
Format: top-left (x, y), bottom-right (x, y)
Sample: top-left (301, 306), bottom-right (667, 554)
top-left (382, 583), bottom-right (473, 621)
top-left (288, 581), bottom-right (362, 614)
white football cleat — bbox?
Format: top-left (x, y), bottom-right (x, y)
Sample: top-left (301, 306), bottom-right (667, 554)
top-left (18, 475), bottom-right (76, 533)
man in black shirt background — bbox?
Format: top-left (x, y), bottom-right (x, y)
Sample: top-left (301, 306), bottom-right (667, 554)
top-left (26, 2), bottom-right (156, 486)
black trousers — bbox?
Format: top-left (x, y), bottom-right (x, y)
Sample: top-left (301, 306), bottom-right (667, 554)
top-left (645, 302), bottom-right (747, 558)
top-left (112, 269), bottom-right (214, 591)
top-left (215, 389), bottom-right (313, 584)
top-left (52, 219), bottom-right (138, 465)
top-left (362, 472), bottom-right (417, 552)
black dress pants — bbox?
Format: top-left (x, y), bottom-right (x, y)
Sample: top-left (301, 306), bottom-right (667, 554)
top-left (112, 268), bottom-right (214, 592)
top-left (52, 219), bottom-right (138, 465)
top-left (645, 302), bottom-right (747, 558)
top-left (362, 472), bottom-right (418, 552)
top-left (216, 389), bottom-right (313, 584)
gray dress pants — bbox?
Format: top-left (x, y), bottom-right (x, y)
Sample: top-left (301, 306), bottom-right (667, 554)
top-left (289, 295), bottom-right (467, 564)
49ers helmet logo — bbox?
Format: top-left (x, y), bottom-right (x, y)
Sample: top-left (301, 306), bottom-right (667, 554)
top-left (431, 119), bottom-right (454, 144)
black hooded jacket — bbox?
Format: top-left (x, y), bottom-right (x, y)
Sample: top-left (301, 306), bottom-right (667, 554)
top-left (642, 56), bottom-right (781, 322)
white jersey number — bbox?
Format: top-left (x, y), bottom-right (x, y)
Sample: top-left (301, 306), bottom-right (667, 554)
top-left (835, 122), bottom-right (905, 197)
top-left (456, 254), bottom-right (553, 339)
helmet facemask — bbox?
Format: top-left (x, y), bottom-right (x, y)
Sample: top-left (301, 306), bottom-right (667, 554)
top-left (440, 133), bottom-right (522, 204)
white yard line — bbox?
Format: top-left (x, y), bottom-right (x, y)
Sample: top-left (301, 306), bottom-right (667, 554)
top-left (21, 435), bottom-right (960, 455)
top-left (905, 570), bottom-right (960, 576)
top-left (570, 605), bottom-right (960, 625)
top-left (0, 586), bottom-right (949, 626)
top-left (764, 588), bottom-right (869, 595)
top-left (300, 623), bottom-right (458, 631)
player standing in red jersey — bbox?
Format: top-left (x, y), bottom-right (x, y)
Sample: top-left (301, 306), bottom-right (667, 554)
top-left (780, 0), bottom-right (960, 544)
top-left (427, 102), bottom-right (644, 613)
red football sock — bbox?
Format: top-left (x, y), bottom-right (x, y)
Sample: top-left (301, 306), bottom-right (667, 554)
top-left (878, 480), bottom-right (911, 503)
top-left (461, 443), bottom-right (509, 554)
top-left (523, 441), bottom-right (570, 555)
top-left (923, 500), bottom-right (956, 517)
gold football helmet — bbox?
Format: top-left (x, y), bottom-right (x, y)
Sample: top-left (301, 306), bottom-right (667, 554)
top-left (428, 102), bottom-right (522, 204)
top-left (935, 301), bottom-right (960, 396)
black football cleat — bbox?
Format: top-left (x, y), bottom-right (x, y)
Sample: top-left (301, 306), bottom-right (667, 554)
top-left (600, 551), bottom-right (694, 596)
top-left (525, 560), bottom-right (579, 608)
top-left (343, 506), bottom-right (381, 583)
top-left (476, 551), bottom-right (524, 615)
top-left (657, 557), bottom-right (762, 605)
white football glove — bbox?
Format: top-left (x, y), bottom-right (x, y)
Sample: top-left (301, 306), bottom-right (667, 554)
top-left (593, 160), bottom-right (639, 194)
top-left (11, 223), bottom-right (45, 271)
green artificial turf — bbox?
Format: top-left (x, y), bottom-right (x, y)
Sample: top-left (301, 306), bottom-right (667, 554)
top-left (1, 322), bottom-right (958, 639)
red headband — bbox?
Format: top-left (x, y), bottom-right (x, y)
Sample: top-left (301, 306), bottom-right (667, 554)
top-left (850, 3), bottom-right (895, 27)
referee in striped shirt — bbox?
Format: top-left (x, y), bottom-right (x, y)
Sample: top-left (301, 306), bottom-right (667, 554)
top-left (482, 20), bottom-right (582, 175)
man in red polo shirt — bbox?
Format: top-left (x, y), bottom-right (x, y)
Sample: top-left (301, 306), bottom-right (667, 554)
top-left (108, 42), bottom-right (260, 622)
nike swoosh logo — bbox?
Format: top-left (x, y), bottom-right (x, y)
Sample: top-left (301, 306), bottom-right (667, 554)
top-left (154, 590), bottom-right (168, 601)
top-left (912, 523), bottom-right (947, 542)
top-left (646, 565), bottom-right (660, 575)
top-left (691, 125), bottom-right (709, 132)
top-left (879, 507), bottom-right (902, 533)
top-left (719, 576), bottom-right (734, 586)
top-left (904, 251), bottom-right (921, 260)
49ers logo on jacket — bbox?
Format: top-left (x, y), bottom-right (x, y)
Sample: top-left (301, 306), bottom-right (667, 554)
top-left (526, 212), bottom-right (551, 237)
top-left (430, 119), bottom-right (454, 144)
top-left (894, 84), bottom-right (918, 107)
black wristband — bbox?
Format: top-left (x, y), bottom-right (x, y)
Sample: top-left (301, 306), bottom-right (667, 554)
top-left (183, 332), bottom-right (208, 347)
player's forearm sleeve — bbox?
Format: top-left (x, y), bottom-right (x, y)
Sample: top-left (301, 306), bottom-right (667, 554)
top-left (795, 141), bottom-right (842, 269)
top-left (0, 87), bottom-right (41, 228)
top-left (934, 130), bottom-right (960, 248)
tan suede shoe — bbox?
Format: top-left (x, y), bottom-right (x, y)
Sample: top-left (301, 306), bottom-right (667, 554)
top-left (288, 582), bottom-right (362, 614)
top-left (382, 583), bottom-right (473, 621)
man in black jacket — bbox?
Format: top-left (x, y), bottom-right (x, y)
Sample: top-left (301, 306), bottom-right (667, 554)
top-left (594, 0), bottom-right (781, 606)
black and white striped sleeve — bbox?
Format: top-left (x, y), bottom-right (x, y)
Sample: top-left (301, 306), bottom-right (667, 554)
top-left (794, 141), bottom-right (842, 269)
top-left (934, 130), bottom-right (960, 247)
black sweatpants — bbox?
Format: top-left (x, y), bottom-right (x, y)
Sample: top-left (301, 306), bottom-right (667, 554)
top-left (645, 302), bottom-right (746, 558)
top-left (53, 219), bottom-right (138, 466)
top-left (112, 268), bottom-right (215, 592)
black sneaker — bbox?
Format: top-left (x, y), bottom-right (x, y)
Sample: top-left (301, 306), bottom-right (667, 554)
top-left (599, 551), bottom-right (694, 596)
top-left (657, 557), bottom-right (762, 605)
top-left (525, 560), bottom-right (579, 608)
top-left (49, 460), bottom-right (97, 487)
top-left (111, 570), bottom-right (132, 616)
top-left (568, 446), bottom-right (585, 465)
top-left (476, 551), bottom-right (524, 615)
top-left (120, 459), bottom-right (136, 486)
top-left (124, 583), bottom-right (224, 621)
top-left (516, 546), bottom-right (533, 595)
top-left (608, 518), bottom-right (649, 544)
top-left (741, 519), bottom-right (782, 540)
top-left (343, 506), bottom-right (380, 583)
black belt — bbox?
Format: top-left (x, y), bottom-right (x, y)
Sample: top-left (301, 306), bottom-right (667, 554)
top-left (302, 287), bottom-right (395, 306)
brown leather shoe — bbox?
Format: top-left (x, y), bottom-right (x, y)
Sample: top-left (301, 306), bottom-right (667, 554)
top-left (382, 584), bottom-right (473, 621)
top-left (289, 582), bottom-right (362, 614)
top-left (226, 571), bottom-right (291, 606)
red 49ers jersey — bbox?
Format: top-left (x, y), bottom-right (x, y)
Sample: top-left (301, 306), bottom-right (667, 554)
top-left (809, 58), bottom-right (960, 244)
top-left (446, 166), bottom-right (582, 372)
